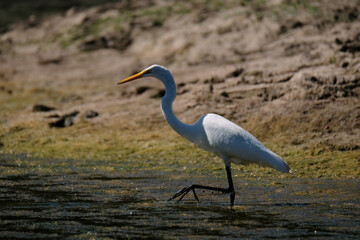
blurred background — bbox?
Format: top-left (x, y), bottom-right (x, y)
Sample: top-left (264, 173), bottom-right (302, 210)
top-left (0, 0), bottom-right (120, 32)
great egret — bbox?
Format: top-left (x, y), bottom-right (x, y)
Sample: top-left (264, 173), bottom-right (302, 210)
top-left (118, 65), bottom-right (290, 206)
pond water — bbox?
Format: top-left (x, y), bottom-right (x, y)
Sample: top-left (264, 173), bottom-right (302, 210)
top-left (0, 154), bottom-right (359, 239)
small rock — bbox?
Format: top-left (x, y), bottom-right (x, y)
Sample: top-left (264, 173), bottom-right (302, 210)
top-left (85, 110), bottom-right (99, 119)
top-left (220, 91), bottom-right (229, 98)
top-left (177, 82), bottom-right (186, 88)
top-left (33, 104), bottom-right (56, 112)
top-left (49, 111), bottom-right (79, 128)
top-left (136, 86), bottom-right (151, 95)
top-left (292, 21), bottom-right (304, 29)
top-left (227, 68), bottom-right (244, 78)
top-left (46, 114), bottom-right (60, 118)
top-left (151, 89), bottom-right (165, 99)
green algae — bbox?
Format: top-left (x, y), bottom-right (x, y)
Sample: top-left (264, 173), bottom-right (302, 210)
top-left (0, 118), bottom-right (359, 179)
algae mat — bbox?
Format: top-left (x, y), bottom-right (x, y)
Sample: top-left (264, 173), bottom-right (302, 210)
top-left (0, 154), bottom-right (359, 239)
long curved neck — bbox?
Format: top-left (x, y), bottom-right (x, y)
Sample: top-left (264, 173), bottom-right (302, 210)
top-left (159, 74), bottom-right (194, 142)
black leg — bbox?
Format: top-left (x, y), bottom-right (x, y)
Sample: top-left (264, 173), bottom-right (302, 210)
top-left (226, 165), bottom-right (235, 206)
top-left (168, 165), bottom-right (235, 206)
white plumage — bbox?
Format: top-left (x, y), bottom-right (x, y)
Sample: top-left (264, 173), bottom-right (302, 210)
top-left (195, 113), bottom-right (289, 172)
top-left (118, 64), bottom-right (289, 206)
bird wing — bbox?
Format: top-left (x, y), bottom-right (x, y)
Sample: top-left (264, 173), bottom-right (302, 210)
top-left (201, 114), bottom-right (289, 173)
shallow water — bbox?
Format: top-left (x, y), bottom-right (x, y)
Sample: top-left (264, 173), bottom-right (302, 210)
top-left (0, 154), bottom-right (359, 239)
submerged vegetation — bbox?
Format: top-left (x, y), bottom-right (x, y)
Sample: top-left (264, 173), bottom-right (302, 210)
top-left (1, 151), bottom-right (358, 238)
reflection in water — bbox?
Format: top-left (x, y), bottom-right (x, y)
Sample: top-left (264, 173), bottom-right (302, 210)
top-left (0, 154), bottom-right (359, 238)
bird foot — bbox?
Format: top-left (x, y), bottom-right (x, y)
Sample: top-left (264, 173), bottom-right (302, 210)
top-left (168, 185), bottom-right (199, 202)
top-left (168, 184), bottom-right (234, 204)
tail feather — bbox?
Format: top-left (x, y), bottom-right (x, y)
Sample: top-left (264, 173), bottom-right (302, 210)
top-left (270, 152), bottom-right (290, 173)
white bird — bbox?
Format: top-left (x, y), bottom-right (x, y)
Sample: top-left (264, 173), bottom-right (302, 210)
top-left (118, 65), bottom-right (290, 206)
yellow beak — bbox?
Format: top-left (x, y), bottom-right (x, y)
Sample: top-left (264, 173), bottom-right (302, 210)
top-left (117, 70), bottom-right (146, 85)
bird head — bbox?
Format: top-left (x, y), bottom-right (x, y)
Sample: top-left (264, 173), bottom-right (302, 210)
top-left (118, 65), bottom-right (170, 85)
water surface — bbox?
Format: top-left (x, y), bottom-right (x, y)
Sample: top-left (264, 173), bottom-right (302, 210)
top-left (0, 154), bottom-right (359, 239)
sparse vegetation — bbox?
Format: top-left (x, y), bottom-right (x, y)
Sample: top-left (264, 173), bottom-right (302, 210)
top-left (0, 111), bottom-right (359, 179)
